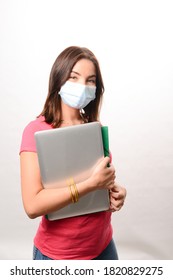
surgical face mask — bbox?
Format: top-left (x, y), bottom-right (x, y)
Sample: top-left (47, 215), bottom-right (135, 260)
top-left (59, 81), bottom-right (96, 109)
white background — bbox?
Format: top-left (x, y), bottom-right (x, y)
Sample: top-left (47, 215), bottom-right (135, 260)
top-left (0, 0), bottom-right (173, 259)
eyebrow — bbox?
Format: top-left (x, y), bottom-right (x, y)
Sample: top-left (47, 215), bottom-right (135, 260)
top-left (71, 71), bottom-right (96, 78)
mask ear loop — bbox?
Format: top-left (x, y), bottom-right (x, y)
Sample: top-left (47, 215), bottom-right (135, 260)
top-left (80, 111), bottom-right (87, 123)
top-left (80, 109), bottom-right (89, 123)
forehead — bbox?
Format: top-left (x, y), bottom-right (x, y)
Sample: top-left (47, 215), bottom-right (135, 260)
top-left (72, 59), bottom-right (96, 75)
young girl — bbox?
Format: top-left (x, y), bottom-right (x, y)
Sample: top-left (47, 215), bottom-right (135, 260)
top-left (20, 46), bottom-right (126, 260)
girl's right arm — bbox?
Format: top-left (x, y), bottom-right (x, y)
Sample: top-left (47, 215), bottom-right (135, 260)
top-left (20, 152), bottom-right (115, 219)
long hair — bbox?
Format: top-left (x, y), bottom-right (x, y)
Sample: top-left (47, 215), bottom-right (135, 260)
top-left (40, 46), bottom-right (105, 128)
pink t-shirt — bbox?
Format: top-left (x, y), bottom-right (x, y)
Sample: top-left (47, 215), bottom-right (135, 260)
top-left (20, 116), bottom-right (113, 259)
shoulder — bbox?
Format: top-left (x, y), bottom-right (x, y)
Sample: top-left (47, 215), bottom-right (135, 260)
top-left (23, 116), bottom-right (51, 133)
top-left (20, 116), bottom-right (52, 153)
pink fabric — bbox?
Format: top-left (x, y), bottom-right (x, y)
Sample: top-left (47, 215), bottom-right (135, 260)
top-left (20, 116), bottom-right (52, 153)
top-left (20, 116), bottom-right (113, 259)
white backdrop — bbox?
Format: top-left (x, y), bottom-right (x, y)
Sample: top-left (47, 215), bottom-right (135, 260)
top-left (0, 0), bottom-right (173, 259)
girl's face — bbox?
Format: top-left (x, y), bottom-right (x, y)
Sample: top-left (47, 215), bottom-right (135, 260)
top-left (58, 58), bottom-right (97, 110)
top-left (68, 59), bottom-right (96, 87)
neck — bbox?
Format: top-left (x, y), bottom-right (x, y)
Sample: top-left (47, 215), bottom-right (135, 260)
top-left (60, 102), bottom-right (84, 125)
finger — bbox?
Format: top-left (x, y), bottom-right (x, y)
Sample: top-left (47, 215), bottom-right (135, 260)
top-left (110, 192), bottom-right (120, 199)
top-left (107, 166), bottom-right (116, 179)
top-left (106, 181), bottom-right (115, 190)
top-left (112, 185), bottom-right (121, 192)
top-left (110, 201), bottom-right (123, 212)
top-left (112, 185), bottom-right (126, 198)
top-left (110, 195), bottom-right (124, 208)
top-left (109, 203), bottom-right (121, 212)
top-left (103, 158), bottom-right (116, 174)
top-left (113, 183), bottom-right (126, 193)
top-left (101, 156), bottom-right (111, 167)
top-left (109, 207), bottom-right (116, 212)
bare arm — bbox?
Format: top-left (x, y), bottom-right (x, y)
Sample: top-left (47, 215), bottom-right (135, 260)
top-left (20, 152), bottom-right (115, 219)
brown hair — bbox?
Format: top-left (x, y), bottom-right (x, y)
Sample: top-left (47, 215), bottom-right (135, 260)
top-left (40, 46), bottom-right (105, 128)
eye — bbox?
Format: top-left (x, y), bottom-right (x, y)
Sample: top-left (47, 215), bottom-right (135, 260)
top-left (68, 75), bottom-right (78, 81)
top-left (87, 79), bottom-right (96, 85)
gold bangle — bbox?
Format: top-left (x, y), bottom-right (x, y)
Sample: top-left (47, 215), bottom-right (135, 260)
top-left (72, 183), bottom-right (79, 203)
top-left (68, 185), bottom-right (75, 203)
top-left (67, 177), bottom-right (79, 203)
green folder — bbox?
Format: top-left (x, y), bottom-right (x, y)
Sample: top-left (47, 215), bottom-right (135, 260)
top-left (101, 126), bottom-right (110, 166)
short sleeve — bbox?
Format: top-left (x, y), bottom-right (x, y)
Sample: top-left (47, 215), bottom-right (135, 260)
top-left (19, 121), bottom-right (38, 153)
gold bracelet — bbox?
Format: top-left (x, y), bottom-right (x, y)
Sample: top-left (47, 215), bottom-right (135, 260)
top-left (67, 177), bottom-right (79, 203)
top-left (72, 182), bottom-right (79, 203)
top-left (70, 177), bottom-right (79, 203)
top-left (68, 185), bottom-right (75, 203)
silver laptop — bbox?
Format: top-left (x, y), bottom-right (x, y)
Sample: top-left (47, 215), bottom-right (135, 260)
top-left (35, 121), bottom-right (110, 220)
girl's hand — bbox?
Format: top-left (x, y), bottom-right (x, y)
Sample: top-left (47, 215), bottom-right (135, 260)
top-left (89, 157), bottom-right (116, 190)
top-left (109, 182), bottom-right (127, 212)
